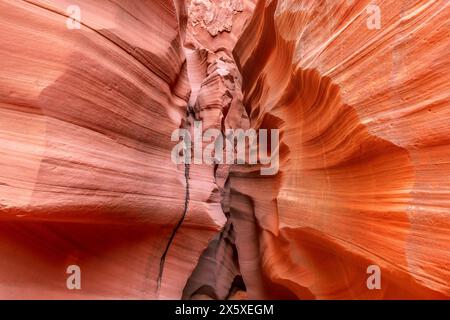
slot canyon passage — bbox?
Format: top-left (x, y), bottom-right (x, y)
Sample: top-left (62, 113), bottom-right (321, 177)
top-left (0, 0), bottom-right (449, 299)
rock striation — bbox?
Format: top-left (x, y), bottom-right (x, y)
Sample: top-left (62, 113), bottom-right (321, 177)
top-left (231, 0), bottom-right (450, 299)
top-left (0, 0), bottom-right (449, 299)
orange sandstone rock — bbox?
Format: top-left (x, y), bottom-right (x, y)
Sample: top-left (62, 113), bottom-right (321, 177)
top-left (232, 0), bottom-right (450, 299)
top-left (0, 0), bottom-right (449, 300)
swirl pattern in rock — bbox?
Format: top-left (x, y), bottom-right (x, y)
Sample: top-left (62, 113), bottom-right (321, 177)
top-left (231, 0), bottom-right (450, 299)
top-left (0, 0), bottom-right (449, 300)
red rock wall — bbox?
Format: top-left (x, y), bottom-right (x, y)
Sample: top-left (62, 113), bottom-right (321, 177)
top-left (232, 0), bottom-right (450, 299)
top-left (0, 0), bottom-right (449, 299)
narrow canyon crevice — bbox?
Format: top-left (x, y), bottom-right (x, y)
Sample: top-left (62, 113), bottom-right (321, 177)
top-left (175, 0), bottom-right (257, 299)
top-left (157, 161), bottom-right (190, 293)
top-left (180, 48), bottom-right (249, 300)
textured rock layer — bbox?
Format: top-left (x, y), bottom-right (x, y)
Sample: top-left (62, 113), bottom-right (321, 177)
top-left (0, 0), bottom-right (225, 299)
top-left (0, 0), bottom-right (449, 299)
top-left (231, 0), bottom-right (450, 299)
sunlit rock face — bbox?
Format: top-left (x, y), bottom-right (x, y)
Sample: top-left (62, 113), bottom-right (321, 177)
top-left (0, 0), bottom-right (449, 299)
top-left (0, 0), bottom-right (225, 299)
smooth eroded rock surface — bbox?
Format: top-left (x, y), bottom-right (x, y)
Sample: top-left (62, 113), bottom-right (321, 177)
top-left (0, 0), bottom-right (449, 299)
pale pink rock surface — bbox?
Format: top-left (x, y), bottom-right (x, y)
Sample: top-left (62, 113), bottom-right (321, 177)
top-left (232, 0), bottom-right (450, 299)
top-left (0, 0), bottom-right (225, 299)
